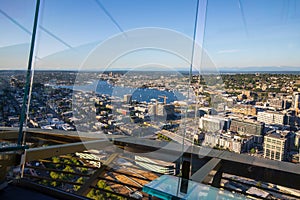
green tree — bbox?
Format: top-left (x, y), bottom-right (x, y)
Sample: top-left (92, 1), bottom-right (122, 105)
top-left (63, 159), bottom-right (72, 165)
top-left (256, 181), bottom-right (262, 187)
top-left (87, 189), bottom-right (104, 200)
top-left (63, 165), bottom-right (75, 179)
top-left (50, 171), bottom-right (60, 179)
top-left (51, 181), bottom-right (58, 187)
top-left (52, 157), bottom-right (60, 163)
top-left (78, 167), bottom-right (88, 174)
top-left (74, 177), bottom-right (85, 191)
top-left (63, 165), bottom-right (75, 173)
top-left (250, 148), bottom-right (256, 154)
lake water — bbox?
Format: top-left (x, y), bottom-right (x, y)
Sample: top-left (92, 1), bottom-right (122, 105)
top-left (61, 80), bottom-right (185, 104)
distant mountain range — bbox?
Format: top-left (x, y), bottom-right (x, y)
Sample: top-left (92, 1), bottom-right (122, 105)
top-left (219, 66), bottom-right (300, 73)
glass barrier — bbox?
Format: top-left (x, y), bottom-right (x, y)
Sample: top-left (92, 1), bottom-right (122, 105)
top-left (1, 0), bottom-right (300, 199)
top-left (0, 0), bottom-right (35, 129)
top-left (22, 0), bottom-right (205, 198)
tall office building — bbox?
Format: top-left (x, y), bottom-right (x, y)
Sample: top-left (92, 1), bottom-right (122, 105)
top-left (147, 104), bottom-right (157, 116)
top-left (124, 94), bottom-right (132, 104)
top-left (294, 93), bottom-right (300, 112)
top-left (157, 104), bottom-right (175, 118)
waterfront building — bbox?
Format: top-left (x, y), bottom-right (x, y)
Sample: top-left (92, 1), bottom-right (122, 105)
top-left (147, 104), bottom-right (157, 115)
top-left (124, 94), bottom-right (132, 104)
top-left (157, 104), bottom-right (175, 119)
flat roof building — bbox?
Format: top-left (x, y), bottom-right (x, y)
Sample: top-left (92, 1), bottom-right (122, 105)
top-left (230, 118), bottom-right (265, 136)
top-left (199, 115), bottom-right (230, 133)
top-left (135, 156), bottom-right (175, 175)
top-left (257, 111), bottom-right (287, 125)
top-left (263, 130), bottom-right (292, 161)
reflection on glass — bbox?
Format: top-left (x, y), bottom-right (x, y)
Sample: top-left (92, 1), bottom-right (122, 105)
top-left (1, 0), bottom-right (300, 199)
top-left (0, 0), bottom-right (35, 129)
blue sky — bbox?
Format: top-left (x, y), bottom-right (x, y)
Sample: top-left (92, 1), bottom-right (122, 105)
top-left (0, 0), bottom-right (300, 70)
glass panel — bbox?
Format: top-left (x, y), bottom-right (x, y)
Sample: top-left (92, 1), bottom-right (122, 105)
top-left (1, 0), bottom-right (299, 199)
top-left (23, 0), bottom-right (206, 198)
top-left (0, 0), bottom-right (35, 129)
